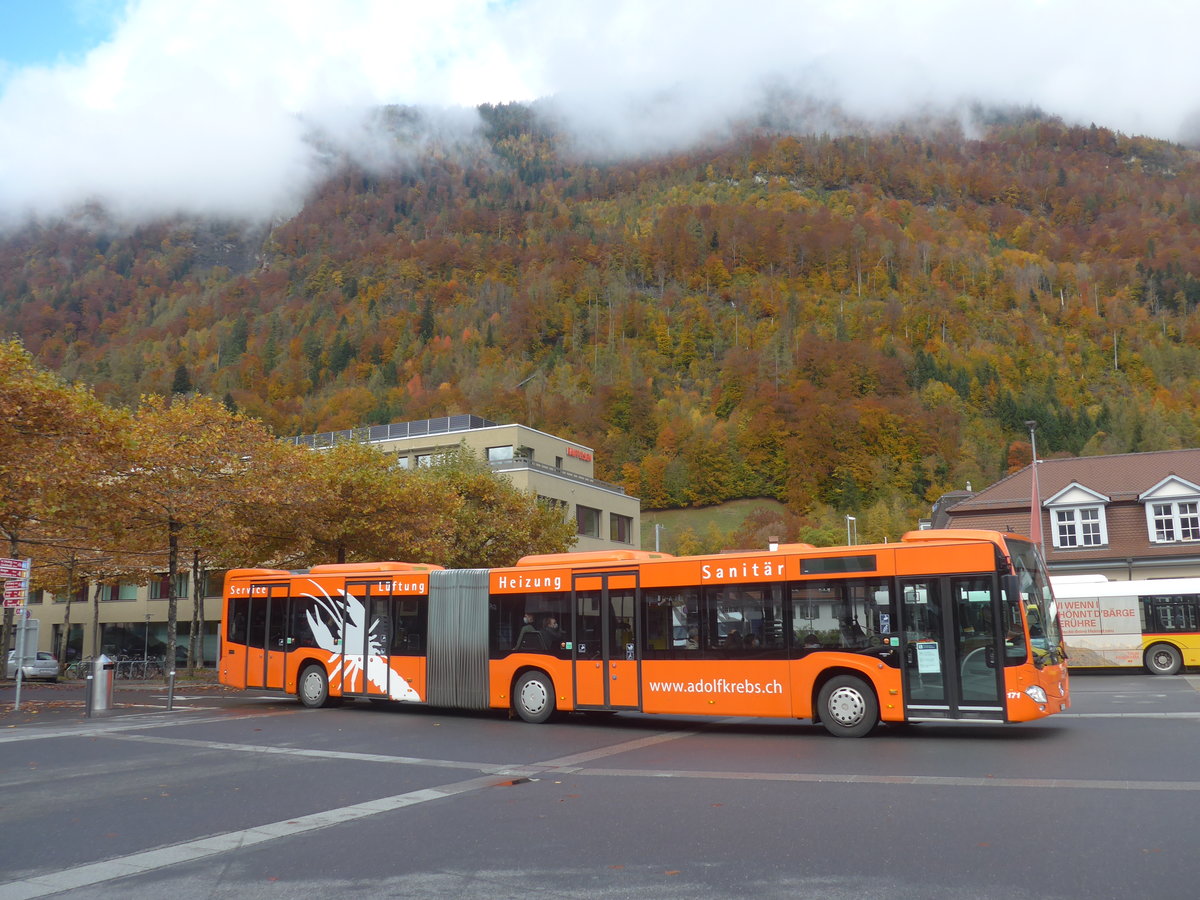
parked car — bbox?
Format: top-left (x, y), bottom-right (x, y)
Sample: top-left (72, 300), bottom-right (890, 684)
top-left (5, 650), bottom-right (59, 682)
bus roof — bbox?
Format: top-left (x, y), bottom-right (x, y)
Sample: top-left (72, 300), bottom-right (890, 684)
top-left (900, 529), bottom-right (1013, 546)
top-left (516, 549), bottom-right (673, 567)
top-left (309, 562), bottom-right (443, 574)
top-left (1051, 577), bottom-right (1200, 598)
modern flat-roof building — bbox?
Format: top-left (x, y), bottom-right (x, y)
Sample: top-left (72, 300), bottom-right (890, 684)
top-left (291, 415), bottom-right (641, 553)
top-left (14, 416), bottom-right (640, 667)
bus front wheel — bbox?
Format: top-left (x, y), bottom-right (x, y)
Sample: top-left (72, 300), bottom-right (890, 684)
top-left (513, 671), bottom-right (555, 723)
top-left (1145, 643), bottom-right (1183, 676)
top-left (817, 675), bottom-right (879, 738)
top-left (299, 665), bottom-right (331, 708)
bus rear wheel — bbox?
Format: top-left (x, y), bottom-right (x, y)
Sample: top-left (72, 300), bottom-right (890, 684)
top-left (298, 665), bottom-right (331, 708)
top-left (513, 671), bottom-right (555, 723)
top-left (817, 675), bottom-right (878, 738)
top-left (1145, 643), bottom-right (1183, 676)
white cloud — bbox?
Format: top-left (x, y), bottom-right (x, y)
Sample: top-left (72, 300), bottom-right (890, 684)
top-left (1, 0), bottom-right (1197, 225)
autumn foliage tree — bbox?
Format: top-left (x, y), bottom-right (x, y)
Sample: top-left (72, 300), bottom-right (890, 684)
top-left (1, 340), bottom-right (579, 670)
top-left (105, 394), bottom-right (293, 672)
top-left (0, 339), bottom-right (123, 656)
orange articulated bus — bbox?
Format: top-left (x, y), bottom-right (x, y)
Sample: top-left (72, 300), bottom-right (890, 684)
top-left (219, 529), bottom-right (1069, 737)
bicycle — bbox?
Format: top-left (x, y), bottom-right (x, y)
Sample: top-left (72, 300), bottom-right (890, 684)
top-left (67, 658), bottom-right (93, 680)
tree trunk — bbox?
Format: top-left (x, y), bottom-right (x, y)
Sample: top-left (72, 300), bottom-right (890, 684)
top-left (90, 580), bottom-right (101, 658)
top-left (58, 556), bottom-right (75, 671)
top-left (189, 549), bottom-right (205, 672)
top-left (166, 517), bottom-right (180, 678)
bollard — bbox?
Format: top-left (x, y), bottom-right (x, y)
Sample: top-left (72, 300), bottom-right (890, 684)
top-left (87, 654), bottom-right (115, 717)
top-left (167, 670), bottom-right (176, 711)
top-left (84, 673), bottom-right (94, 718)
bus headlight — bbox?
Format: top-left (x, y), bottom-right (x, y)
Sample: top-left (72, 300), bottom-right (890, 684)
top-left (1025, 685), bottom-right (1048, 704)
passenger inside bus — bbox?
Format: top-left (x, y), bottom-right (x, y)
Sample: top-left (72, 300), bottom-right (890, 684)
top-left (542, 616), bottom-right (565, 647)
top-left (514, 613), bottom-right (542, 651)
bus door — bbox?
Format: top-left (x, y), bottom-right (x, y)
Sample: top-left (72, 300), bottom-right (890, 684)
top-left (572, 571), bottom-right (640, 710)
top-left (246, 583), bottom-right (289, 692)
top-left (900, 576), bottom-right (1004, 721)
top-left (344, 581), bottom-right (393, 698)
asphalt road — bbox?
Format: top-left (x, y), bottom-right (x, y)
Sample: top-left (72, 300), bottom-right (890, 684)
top-left (1, 671), bottom-right (1199, 899)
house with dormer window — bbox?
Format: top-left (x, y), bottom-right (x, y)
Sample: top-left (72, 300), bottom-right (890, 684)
top-left (935, 449), bottom-right (1200, 581)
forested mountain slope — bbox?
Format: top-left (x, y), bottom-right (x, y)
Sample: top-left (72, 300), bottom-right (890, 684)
top-left (3, 106), bottom-right (1200, 540)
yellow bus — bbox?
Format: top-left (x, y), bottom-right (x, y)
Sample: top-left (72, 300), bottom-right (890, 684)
top-left (220, 529), bottom-right (1069, 737)
top-left (1052, 574), bottom-right (1200, 675)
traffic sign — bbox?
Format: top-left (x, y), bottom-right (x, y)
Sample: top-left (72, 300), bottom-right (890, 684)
top-left (0, 557), bottom-right (29, 579)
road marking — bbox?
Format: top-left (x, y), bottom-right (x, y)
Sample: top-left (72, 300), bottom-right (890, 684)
top-left (100, 733), bottom-right (538, 775)
top-left (101, 719), bottom-right (721, 775)
top-left (0, 774), bottom-right (501, 900)
top-left (536, 727), bottom-right (704, 768)
top-left (571, 767), bottom-right (1200, 791)
top-left (0, 709), bottom-right (296, 745)
top-left (6, 716), bottom-right (1200, 900)
top-left (1057, 711), bottom-right (1200, 718)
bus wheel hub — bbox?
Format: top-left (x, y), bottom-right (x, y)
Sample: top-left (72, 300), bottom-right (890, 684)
top-left (828, 686), bottom-right (865, 725)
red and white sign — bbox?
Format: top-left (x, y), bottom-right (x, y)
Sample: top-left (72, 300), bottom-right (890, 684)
top-left (566, 446), bottom-right (593, 462)
top-left (2, 557), bottom-right (31, 607)
top-left (0, 557), bottom-right (30, 579)
top-left (1058, 593), bottom-right (1140, 636)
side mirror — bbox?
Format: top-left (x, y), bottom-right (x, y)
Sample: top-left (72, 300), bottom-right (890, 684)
top-left (1000, 574), bottom-right (1020, 602)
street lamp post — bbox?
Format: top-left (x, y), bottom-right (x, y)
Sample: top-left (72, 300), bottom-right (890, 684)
top-left (144, 614), bottom-right (150, 661)
top-left (846, 515), bottom-right (857, 546)
top-left (1025, 419), bottom-right (1045, 558)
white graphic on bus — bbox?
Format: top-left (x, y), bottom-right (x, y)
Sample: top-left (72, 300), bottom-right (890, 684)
top-left (301, 583), bottom-right (421, 702)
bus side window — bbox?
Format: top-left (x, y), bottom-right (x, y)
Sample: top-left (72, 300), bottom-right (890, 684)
top-left (393, 597), bottom-right (425, 655)
top-left (643, 587), bottom-right (700, 658)
top-left (290, 597), bottom-right (329, 649)
top-left (704, 584), bottom-right (784, 654)
top-left (1003, 592), bottom-right (1027, 664)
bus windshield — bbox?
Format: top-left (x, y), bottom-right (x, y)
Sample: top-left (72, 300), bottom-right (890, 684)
top-left (1008, 539), bottom-right (1063, 663)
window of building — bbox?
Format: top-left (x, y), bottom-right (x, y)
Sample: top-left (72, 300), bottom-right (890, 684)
top-left (395, 455), bottom-right (410, 469)
top-left (150, 574), bottom-right (189, 600)
top-left (576, 505), bottom-right (601, 538)
top-left (1053, 506), bottom-right (1106, 548)
top-left (200, 571), bottom-right (228, 598)
top-left (54, 586), bottom-right (88, 605)
top-left (100, 582), bottom-right (138, 602)
top-left (487, 445), bottom-right (514, 463)
top-left (610, 513), bottom-right (633, 544)
top-left (1150, 501), bottom-right (1200, 543)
